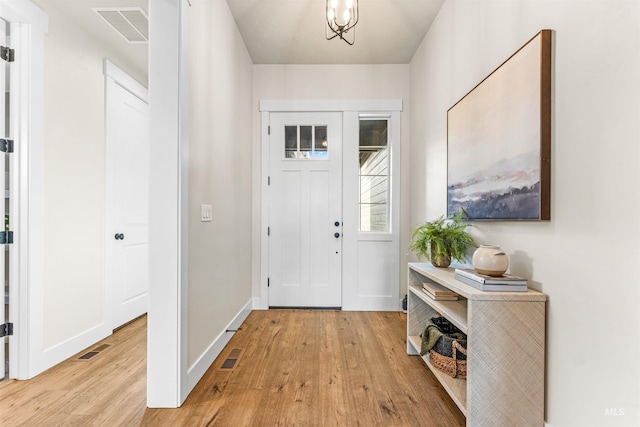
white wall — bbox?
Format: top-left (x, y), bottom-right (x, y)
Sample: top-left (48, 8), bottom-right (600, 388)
top-left (252, 65), bottom-right (412, 303)
top-left (187, 0), bottom-right (253, 370)
top-left (147, 0), bottom-right (187, 406)
top-left (34, 0), bottom-right (146, 370)
top-left (410, 1), bottom-right (640, 425)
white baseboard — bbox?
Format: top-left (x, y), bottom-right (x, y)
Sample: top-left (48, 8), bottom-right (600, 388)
top-left (254, 297), bottom-right (401, 311)
top-left (41, 323), bottom-right (111, 373)
top-left (186, 299), bottom-right (252, 393)
top-left (342, 297), bottom-right (402, 312)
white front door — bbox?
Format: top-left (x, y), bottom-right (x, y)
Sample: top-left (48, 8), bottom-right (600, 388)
top-left (105, 64), bottom-right (149, 329)
top-left (268, 112), bottom-right (343, 308)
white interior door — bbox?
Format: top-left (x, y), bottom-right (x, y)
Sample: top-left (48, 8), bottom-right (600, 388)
top-left (0, 18), bottom-right (7, 379)
top-left (268, 112), bottom-right (343, 308)
top-left (105, 63), bottom-right (149, 329)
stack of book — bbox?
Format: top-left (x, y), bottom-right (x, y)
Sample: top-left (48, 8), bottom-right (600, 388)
top-left (422, 281), bottom-right (459, 301)
top-left (454, 268), bottom-right (528, 292)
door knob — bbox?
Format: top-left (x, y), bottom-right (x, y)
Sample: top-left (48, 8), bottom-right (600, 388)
top-left (334, 232), bottom-right (340, 238)
top-left (334, 221), bottom-right (340, 227)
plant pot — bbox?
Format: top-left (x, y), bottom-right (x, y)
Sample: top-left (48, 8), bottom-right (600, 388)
top-left (431, 246), bottom-right (451, 268)
top-left (472, 245), bottom-right (509, 276)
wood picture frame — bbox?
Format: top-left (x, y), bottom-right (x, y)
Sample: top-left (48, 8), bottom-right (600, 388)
top-left (447, 29), bottom-right (552, 220)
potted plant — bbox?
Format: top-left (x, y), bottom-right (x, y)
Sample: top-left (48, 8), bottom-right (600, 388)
top-left (409, 210), bottom-right (475, 268)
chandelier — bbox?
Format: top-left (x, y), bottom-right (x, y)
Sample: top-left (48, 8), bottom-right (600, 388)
top-left (326, 0), bottom-right (359, 45)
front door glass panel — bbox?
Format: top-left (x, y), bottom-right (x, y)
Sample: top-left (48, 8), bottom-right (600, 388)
top-left (284, 125), bottom-right (328, 159)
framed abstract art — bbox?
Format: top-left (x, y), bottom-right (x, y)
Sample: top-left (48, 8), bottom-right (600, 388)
top-left (447, 30), bottom-right (552, 220)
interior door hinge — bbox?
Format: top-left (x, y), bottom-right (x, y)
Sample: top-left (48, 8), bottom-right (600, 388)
top-left (0, 231), bottom-right (14, 244)
top-left (268, 176), bottom-right (270, 186)
top-left (267, 278), bottom-right (270, 287)
top-left (0, 138), bottom-right (14, 153)
top-left (0, 46), bottom-right (15, 62)
top-left (0, 323), bottom-right (13, 337)
top-left (267, 227), bottom-right (270, 236)
top-left (268, 125), bottom-right (270, 135)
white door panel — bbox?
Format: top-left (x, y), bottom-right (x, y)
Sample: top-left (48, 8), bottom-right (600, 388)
top-left (309, 170), bottom-right (330, 286)
top-left (356, 241), bottom-right (396, 297)
top-left (280, 170), bottom-right (302, 288)
top-left (268, 112), bottom-right (342, 308)
top-left (106, 70), bottom-right (149, 329)
top-left (122, 243), bottom-right (148, 302)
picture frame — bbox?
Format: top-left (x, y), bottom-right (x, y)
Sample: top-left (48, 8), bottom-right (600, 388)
top-left (447, 29), bottom-right (552, 220)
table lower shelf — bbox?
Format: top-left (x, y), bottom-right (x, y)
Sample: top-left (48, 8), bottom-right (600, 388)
top-left (408, 335), bottom-right (467, 416)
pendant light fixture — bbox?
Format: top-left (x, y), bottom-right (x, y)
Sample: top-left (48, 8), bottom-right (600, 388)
top-left (326, 0), bottom-right (359, 45)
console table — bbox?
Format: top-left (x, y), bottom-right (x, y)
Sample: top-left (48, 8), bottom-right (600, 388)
top-left (407, 263), bottom-right (547, 426)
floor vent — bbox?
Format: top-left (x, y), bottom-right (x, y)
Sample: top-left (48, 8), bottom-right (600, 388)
top-left (220, 349), bottom-right (243, 370)
top-left (77, 344), bottom-right (111, 361)
top-left (78, 351), bottom-right (99, 360)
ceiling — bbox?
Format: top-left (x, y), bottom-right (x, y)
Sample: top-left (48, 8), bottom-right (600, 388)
top-left (33, 0), bottom-right (445, 74)
top-left (226, 0), bottom-right (446, 64)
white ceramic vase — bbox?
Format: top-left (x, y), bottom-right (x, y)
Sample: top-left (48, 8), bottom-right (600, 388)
top-left (472, 245), bottom-right (509, 276)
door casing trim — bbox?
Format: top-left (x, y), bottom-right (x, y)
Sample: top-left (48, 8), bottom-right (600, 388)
top-left (259, 99), bottom-right (402, 113)
top-left (2, 1), bottom-right (48, 380)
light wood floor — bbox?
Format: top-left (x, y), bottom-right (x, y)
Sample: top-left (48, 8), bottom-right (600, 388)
top-left (0, 311), bottom-right (464, 426)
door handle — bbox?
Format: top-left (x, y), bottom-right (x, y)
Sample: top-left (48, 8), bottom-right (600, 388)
top-left (334, 221), bottom-right (340, 227)
top-left (334, 232), bottom-right (340, 238)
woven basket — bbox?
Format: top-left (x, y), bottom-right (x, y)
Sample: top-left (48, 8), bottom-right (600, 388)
top-left (429, 340), bottom-right (467, 379)
top-left (432, 333), bottom-right (467, 360)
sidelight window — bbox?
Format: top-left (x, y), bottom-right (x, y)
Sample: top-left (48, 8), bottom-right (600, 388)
top-left (359, 118), bottom-right (389, 232)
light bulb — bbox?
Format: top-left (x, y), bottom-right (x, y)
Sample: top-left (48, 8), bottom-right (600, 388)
top-left (328, 9), bottom-right (334, 21)
top-left (330, 0), bottom-right (338, 8)
top-left (343, 9), bottom-right (351, 22)
top-left (346, 0), bottom-right (353, 8)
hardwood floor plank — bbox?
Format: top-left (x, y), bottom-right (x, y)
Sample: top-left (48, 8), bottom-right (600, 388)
top-left (0, 311), bottom-right (464, 426)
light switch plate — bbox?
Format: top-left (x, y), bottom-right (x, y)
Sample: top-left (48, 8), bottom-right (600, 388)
top-left (201, 204), bottom-right (212, 222)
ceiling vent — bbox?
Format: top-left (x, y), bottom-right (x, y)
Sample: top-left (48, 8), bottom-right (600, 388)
top-left (94, 7), bottom-right (148, 43)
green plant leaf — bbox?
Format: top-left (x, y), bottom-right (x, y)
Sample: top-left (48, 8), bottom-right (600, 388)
top-left (408, 208), bottom-right (475, 263)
